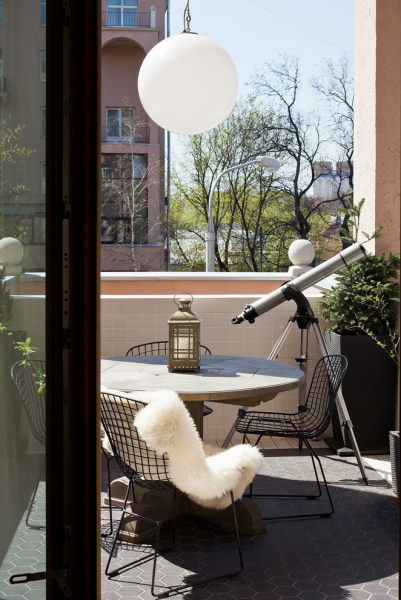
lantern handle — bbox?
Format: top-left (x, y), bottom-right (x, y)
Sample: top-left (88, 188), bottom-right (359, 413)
top-left (173, 291), bottom-right (193, 307)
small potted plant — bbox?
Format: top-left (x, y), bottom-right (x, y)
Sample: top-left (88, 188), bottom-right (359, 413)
top-left (320, 251), bottom-right (399, 453)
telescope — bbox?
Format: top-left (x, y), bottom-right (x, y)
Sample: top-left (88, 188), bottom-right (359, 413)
top-left (231, 242), bottom-right (367, 325)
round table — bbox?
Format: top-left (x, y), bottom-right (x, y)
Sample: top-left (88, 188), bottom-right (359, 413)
top-left (101, 354), bottom-right (305, 437)
top-left (101, 355), bottom-right (306, 538)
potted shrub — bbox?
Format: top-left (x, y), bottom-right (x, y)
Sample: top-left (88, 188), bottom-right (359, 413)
top-left (319, 251), bottom-right (399, 454)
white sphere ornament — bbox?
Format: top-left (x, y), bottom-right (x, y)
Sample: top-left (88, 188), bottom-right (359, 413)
top-left (288, 240), bottom-right (315, 266)
top-left (138, 33), bottom-right (239, 135)
top-left (0, 237), bottom-right (24, 275)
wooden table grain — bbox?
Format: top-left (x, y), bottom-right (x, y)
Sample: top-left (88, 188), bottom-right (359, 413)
top-left (101, 354), bottom-right (305, 437)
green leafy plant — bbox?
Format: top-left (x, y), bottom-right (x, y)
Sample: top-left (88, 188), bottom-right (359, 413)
top-left (338, 198), bottom-right (383, 246)
top-left (319, 252), bottom-right (400, 337)
top-left (15, 337), bottom-right (37, 365)
top-left (35, 368), bottom-right (46, 394)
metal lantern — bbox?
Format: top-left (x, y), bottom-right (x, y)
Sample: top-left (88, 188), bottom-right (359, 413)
top-left (168, 292), bottom-right (201, 373)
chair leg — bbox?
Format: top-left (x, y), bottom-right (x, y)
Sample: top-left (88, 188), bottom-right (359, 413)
top-left (106, 485), bottom-right (182, 580)
top-left (26, 461), bottom-right (46, 530)
top-left (249, 440), bottom-right (334, 521)
top-left (248, 438), bottom-right (322, 500)
top-left (157, 491), bottom-right (244, 599)
top-left (304, 440), bottom-right (334, 518)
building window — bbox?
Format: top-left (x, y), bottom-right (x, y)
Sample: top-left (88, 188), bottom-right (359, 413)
top-left (40, 0), bottom-right (46, 26)
top-left (0, 0), bottom-right (3, 25)
top-left (40, 107), bottom-right (46, 138)
top-left (101, 153), bottom-right (148, 245)
top-left (34, 215), bottom-right (46, 243)
top-left (105, 108), bottom-right (134, 142)
top-left (107, 0), bottom-right (138, 27)
top-left (41, 163), bottom-right (46, 194)
top-left (40, 52), bottom-right (46, 82)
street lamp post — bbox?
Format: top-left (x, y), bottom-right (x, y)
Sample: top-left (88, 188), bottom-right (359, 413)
top-left (206, 156), bottom-right (280, 272)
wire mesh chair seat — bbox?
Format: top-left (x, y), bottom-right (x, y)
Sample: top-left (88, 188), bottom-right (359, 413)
top-left (101, 391), bottom-right (244, 598)
top-left (12, 360), bottom-right (46, 530)
top-left (126, 341), bottom-right (214, 418)
top-left (236, 355), bottom-right (348, 521)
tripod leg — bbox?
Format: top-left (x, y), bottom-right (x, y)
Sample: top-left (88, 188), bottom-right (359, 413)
top-left (312, 322), bottom-right (369, 485)
top-left (268, 320), bottom-right (295, 361)
top-left (222, 320), bottom-right (296, 449)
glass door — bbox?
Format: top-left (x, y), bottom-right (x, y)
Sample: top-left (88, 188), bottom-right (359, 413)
top-left (0, 0), bottom-right (47, 597)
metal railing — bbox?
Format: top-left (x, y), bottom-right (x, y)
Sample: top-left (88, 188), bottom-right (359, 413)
top-left (0, 77), bottom-right (6, 93)
top-left (102, 11), bottom-right (150, 28)
top-left (101, 126), bottom-right (150, 145)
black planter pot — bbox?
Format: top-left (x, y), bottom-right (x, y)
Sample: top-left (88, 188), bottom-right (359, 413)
top-left (0, 331), bottom-right (28, 457)
top-left (324, 331), bottom-right (397, 455)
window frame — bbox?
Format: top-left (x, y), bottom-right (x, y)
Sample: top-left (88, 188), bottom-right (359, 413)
top-left (107, 0), bottom-right (138, 27)
top-left (40, 51), bottom-right (46, 82)
top-left (105, 107), bottom-right (134, 142)
top-left (40, 0), bottom-right (46, 26)
top-left (40, 162), bottom-right (46, 194)
top-left (40, 107), bottom-right (46, 138)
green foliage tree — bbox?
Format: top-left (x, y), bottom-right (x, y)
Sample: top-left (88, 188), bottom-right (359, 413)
top-left (0, 116), bottom-right (36, 245)
top-left (319, 252), bottom-right (400, 336)
top-left (171, 98), bottom-right (289, 271)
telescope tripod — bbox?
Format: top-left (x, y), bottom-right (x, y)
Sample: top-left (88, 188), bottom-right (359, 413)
top-left (223, 289), bottom-right (369, 485)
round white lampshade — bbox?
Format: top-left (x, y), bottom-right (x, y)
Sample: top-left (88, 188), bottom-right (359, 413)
top-left (138, 33), bottom-right (238, 135)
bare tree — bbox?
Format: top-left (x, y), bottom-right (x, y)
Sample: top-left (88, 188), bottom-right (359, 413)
top-left (101, 111), bottom-right (163, 271)
top-left (311, 56), bottom-right (354, 247)
top-left (250, 55), bottom-right (340, 241)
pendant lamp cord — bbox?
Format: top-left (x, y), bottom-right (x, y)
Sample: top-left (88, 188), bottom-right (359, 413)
top-left (183, 0), bottom-right (191, 32)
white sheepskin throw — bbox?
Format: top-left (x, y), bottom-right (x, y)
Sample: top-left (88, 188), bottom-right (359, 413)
top-left (134, 389), bottom-right (264, 510)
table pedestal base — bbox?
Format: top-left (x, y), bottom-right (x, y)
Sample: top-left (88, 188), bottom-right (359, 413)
top-left (104, 477), bottom-right (266, 543)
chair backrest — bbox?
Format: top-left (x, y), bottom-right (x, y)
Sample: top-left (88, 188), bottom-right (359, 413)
top-left (303, 354), bottom-right (348, 438)
top-left (100, 391), bottom-right (173, 492)
top-left (11, 360), bottom-right (46, 446)
top-left (126, 341), bottom-right (212, 357)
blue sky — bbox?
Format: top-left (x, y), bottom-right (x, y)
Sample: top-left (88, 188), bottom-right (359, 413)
top-left (169, 0), bottom-right (354, 121)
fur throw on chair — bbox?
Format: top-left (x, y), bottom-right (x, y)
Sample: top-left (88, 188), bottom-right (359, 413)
top-left (134, 389), bottom-right (264, 510)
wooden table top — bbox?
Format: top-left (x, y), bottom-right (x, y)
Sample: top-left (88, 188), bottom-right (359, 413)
top-left (101, 355), bottom-right (305, 407)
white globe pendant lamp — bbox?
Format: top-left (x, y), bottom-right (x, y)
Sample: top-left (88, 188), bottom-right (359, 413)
top-left (138, 1), bottom-right (239, 135)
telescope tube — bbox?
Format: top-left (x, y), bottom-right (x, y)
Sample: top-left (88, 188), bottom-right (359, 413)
top-left (232, 242), bottom-right (366, 324)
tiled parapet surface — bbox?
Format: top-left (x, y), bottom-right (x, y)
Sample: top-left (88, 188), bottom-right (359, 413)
top-left (100, 450), bottom-right (399, 600)
top-left (100, 294), bottom-right (331, 444)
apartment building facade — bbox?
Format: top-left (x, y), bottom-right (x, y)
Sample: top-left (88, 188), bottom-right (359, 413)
top-left (101, 0), bottom-right (166, 271)
top-left (313, 161), bottom-right (352, 205)
top-left (0, 0), bottom-right (47, 271)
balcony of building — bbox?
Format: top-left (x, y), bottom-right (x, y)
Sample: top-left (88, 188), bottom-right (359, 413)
top-left (102, 10), bottom-right (154, 29)
top-left (0, 262), bottom-right (398, 599)
top-left (101, 124), bottom-right (150, 145)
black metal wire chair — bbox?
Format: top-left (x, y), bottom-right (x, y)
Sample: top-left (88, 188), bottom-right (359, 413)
top-left (126, 341), bottom-right (214, 418)
top-left (101, 391), bottom-right (244, 598)
top-left (11, 360), bottom-right (46, 530)
top-left (235, 354), bottom-right (348, 520)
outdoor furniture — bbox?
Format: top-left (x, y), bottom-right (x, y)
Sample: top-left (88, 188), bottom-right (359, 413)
top-left (126, 341), bottom-right (214, 417)
top-left (11, 359), bottom-right (46, 530)
top-left (235, 354), bottom-right (348, 520)
top-left (101, 354), bottom-right (305, 536)
top-left (100, 389), bottom-right (263, 597)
